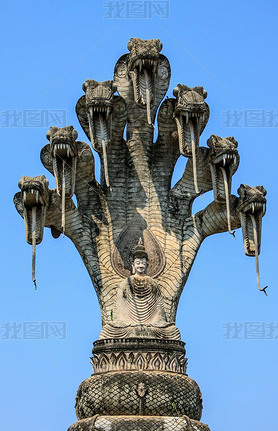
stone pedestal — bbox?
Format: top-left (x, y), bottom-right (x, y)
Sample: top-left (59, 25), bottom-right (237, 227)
top-left (68, 338), bottom-right (210, 431)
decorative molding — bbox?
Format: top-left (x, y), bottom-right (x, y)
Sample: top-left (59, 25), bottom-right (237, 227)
top-left (91, 338), bottom-right (187, 374)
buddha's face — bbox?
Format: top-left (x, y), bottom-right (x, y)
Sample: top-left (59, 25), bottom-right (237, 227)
top-left (132, 257), bottom-right (148, 276)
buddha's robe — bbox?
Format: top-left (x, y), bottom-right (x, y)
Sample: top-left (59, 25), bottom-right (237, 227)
top-left (99, 275), bottom-right (180, 340)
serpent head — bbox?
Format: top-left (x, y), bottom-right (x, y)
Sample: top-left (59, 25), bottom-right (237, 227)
top-left (173, 84), bottom-right (209, 157)
top-left (208, 135), bottom-right (239, 202)
top-left (46, 126), bottom-right (78, 197)
top-left (18, 175), bottom-right (49, 244)
top-left (127, 38), bottom-right (163, 122)
top-left (238, 184), bottom-right (267, 256)
top-left (82, 79), bottom-right (117, 152)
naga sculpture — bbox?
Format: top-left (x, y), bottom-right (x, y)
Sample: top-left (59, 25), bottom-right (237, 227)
top-left (18, 175), bottom-right (49, 288)
top-left (14, 38), bottom-right (267, 430)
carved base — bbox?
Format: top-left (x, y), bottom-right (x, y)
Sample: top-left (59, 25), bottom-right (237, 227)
top-left (68, 338), bottom-right (210, 431)
top-left (91, 338), bottom-right (187, 374)
top-left (76, 370), bottom-right (202, 419)
top-left (68, 415), bottom-right (210, 431)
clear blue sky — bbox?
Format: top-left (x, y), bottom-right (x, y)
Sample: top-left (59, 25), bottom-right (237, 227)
top-left (1, 1), bottom-right (277, 430)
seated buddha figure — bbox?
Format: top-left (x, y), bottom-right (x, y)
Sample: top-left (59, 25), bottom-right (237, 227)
top-left (99, 242), bottom-right (180, 340)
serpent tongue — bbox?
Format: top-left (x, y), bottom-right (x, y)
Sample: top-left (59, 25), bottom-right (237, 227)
top-left (175, 114), bottom-right (185, 155)
top-left (61, 159), bottom-right (66, 236)
top-left (144, 69), bottom-right (152, 125)
top-left (87, 107), bottom-right (110, 188)
top-left (189, 120), bottom-right (200, 195)
top-left (32, 206), bottom-right (37, 290)
top-left (53, 155), bottom-right (77, 236)
top-left (174, 114), bottom-right (201, 194)
top-left (88, 108), bottom-right (95, 148)
top-left (99, 114), bottom-right (110, 188)
top-left (250, 214), bottom-right (268, 295)
top-left (239, 209), bottom-right (268, 295)
top-left (21, 184), bottom-right (48, 289)
top-left (130, 67), bottom-right (154, 125)
top-left (220, 166), bottom-right (235, 237)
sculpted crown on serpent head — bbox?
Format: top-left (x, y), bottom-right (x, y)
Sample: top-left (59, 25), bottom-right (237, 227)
top-left (14, 37), bottom-right (268, 430)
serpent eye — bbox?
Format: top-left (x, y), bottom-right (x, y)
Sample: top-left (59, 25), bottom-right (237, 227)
top-left (238, 184), bottom-right (246, 198)
top-left (157, 40), bottom-right (163, 52)
top-left (46, 127), bottom-right (58, 141)
top-left (72, 129), bottom-right (78, 140)
top-left (82, 80), bottom-right (89, 92)
top-left (257, 186), bottom-right (267, 196)
top-left (227, 136), bottom-right (238, 148)
top-left (173, 86), bottom-right (179, 97)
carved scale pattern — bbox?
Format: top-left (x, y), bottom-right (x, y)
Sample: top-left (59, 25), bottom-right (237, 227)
top-left (75, 371), bottom-right (203, 420)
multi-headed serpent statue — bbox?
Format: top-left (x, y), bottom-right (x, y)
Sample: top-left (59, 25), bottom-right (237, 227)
top-left (14, 38), bottom-right (267, 430)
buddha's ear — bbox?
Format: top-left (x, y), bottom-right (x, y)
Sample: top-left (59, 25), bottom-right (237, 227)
top-left (131, 263), bottom-right (135, 274)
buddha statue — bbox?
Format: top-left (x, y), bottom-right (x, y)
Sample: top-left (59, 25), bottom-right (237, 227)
top-left (99, 241), bottom-right (180, 340)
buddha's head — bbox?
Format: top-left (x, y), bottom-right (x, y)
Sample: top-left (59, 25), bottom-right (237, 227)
top-left (131, 239), bottom-right (148, 276)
